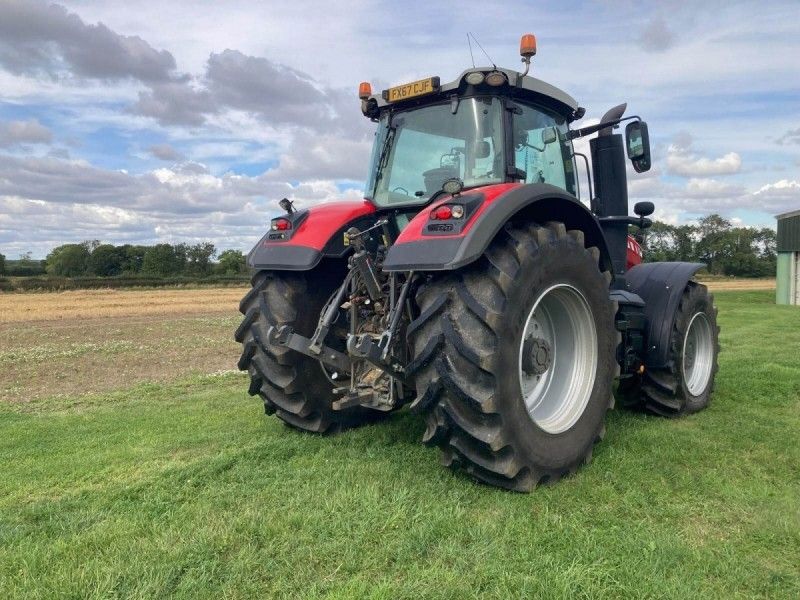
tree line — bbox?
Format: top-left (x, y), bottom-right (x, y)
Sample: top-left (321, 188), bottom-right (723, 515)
top-left (642, 214), bottom-right (776, 277)
top-left (0, 242), bottom-right (247, 278)
top-left (0, 214), bottom-right (778, 279)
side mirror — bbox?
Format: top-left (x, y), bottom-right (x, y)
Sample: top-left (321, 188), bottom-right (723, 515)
top-left (625, 121), bottom-right (651, 173)
top-left (542, 127), bottom-right (558, 145)
top-left (633, 201), bottom-right (654, 217)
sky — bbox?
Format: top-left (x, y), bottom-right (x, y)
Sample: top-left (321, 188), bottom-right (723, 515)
top-left (0, 0), bottom-right (798, 259)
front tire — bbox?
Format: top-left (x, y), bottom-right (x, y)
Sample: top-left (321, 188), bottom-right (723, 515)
top-left (622, 282), bottom-right (719, 416)
top-left (408, 222), bottom-right (619, 491)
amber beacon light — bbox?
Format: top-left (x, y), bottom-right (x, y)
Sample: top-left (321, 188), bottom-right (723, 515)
top-left (520, 33), bottom-right (537, 58)
top-left (358, 81), bottom-right (372, 99)
top-left (519, 33), bottom-right (537, 76)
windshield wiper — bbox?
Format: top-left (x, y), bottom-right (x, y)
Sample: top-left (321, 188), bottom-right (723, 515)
top-left (372, 117), bottom-right (402, 194)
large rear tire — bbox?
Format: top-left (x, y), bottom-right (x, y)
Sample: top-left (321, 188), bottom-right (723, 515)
top-left (235, 269), bottom-right (379, 433)
top-left (621, 281), bottom-right (719, 416)
top-left (408, 222), bottom-right (619, 491)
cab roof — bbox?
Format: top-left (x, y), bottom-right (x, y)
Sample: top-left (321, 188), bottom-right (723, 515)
top-left (369, 66), bottom-right (580, 120)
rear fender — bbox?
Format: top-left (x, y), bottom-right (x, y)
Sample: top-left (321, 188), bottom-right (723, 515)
top-left (382, 182), bottom-right (613, 273)
top-left (247, 200), bottom-right (376, 270)
top-left (625, 261), bottom-right (705, 368)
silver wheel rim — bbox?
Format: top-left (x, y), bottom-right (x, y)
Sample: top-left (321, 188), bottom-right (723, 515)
top-left (682, 312), bottom-right (713, 396)
top-left (518, 284), bottom-right (598, 434)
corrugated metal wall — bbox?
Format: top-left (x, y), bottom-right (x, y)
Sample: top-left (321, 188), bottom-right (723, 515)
top-left (777, 214), bottom-right (800, 252)
top-left (776, 252), bottom-right (793, 304)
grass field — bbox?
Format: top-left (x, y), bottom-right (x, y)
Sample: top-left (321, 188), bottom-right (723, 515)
top-left (1, 286), bottom-right (798, 598)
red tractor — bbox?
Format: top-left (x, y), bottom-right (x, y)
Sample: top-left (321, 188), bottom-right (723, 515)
top-left (235, 35), bottom-right (720, 491)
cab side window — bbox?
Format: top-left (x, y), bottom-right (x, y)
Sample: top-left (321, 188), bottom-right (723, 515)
top-left (512, 104), bottom-right (577, 196)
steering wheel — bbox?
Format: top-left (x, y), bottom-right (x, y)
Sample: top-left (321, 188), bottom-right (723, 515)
top-left (392, 186), bottom-right (410, 195)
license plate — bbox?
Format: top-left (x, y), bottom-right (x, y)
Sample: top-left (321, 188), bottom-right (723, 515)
top-left (384, 77), bottom-right (439, 103)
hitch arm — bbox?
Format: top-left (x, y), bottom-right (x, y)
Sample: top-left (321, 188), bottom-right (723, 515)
top-left (308, 269), bottom-right (355, 354)
top-left (379, 271), bottom-right (414, 361)
top-left (268, 325), bottom-right (351, 374)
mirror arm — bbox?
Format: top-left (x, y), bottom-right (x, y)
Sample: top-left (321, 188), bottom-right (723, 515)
top-left (567, 115), bottom-right (640, 140)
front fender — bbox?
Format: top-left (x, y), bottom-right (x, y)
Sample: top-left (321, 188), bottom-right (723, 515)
top-left (247, 200), bottom-right (376, 271)
top-left (382, 183), bottom-right (613, 273)
top-left (625, 261), bottom-right (706, 368)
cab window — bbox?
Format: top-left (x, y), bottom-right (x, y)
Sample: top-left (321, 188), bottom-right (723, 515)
top-left (512, 103), bottom-right (577, 196)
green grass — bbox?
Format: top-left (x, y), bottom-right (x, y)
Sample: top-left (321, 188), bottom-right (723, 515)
top-left (1, 291), bottom-right (798, 599)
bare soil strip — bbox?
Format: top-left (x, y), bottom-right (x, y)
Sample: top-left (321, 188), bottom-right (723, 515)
top-left (0, 286), bottom-right (248, 323)
top-left (0, 287), bottom-right (248, 403)
top-left (702, 278), bottom-right (776, 291)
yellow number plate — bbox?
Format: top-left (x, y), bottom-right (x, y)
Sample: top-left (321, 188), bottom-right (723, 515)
top-left (385, 77), bottom-right (439, 103)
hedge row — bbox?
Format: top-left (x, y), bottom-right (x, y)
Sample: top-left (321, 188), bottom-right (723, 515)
top-left (0, 274), bottom-right (250, 292)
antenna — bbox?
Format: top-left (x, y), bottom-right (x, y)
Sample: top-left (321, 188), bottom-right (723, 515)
top-left (467, 33), bottom-right (475, 68)
top-left (468, 33), bottom-right (495, 68)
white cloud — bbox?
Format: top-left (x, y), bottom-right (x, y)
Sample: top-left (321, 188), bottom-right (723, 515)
top-left (754, 179), bottom-right (799, 195)
top-left (0, 118), bottom-right (52, 147)
top-left (753, 179), bottom-right (800, 214)
top-left (266, 133), bottom-right (372, 182)
top-left (147, 143), bottom-right (182, 161)
top-left (667, 147), bottom-right (742, 177)
top-left (684, 178), bottom-right (745, 198)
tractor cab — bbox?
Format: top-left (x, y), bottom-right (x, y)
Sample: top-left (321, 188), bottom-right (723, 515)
top-left (360, 66), bottom-right (581, 208)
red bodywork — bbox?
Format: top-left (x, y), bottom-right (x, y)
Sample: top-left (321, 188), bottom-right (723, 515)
top-left (394, 183), bottom-right (521, 243)
top-left (262, 200), bottom-right (376, 251)
top-left (393, 182), bottom-right (644, 270)
top-left (626, 235), bottom-right (643, 270)
top-left (262, 189), bottom-right (643, 270)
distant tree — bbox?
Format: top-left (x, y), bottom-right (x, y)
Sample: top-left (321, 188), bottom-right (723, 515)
top-left (6, 253), bottom-right (46, 276)
top-left (185, 242), bottom-right (216, 277)
top-left (755, 228), bottom-right (777, 262)
top-left (174, 243), bottom-right (189, 268)
top-left (643, 222), bottom-right (697, 263)
top-left (120, 245), bottom-right (148, 274)
top-left (643, 222), bottom-right (678, 262)
top-left (141, 244), bottom-right (185, 277)
top-left (0, 252), bottom-right (5, 276)
top-left (673, 224), bottom-right (697, 262)
top-left (216, 249), bottom-right (247, 275)
top-left (83, 240), bottom-right (102, 252)
top-left (88, 244), bottom-right (126, 277)
top-left (46, 244), bottom-right (91, 276)
top-left (695, 214), bottom-right (732, 274)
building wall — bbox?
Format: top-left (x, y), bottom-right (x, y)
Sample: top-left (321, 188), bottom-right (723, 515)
top-left (777, 214), bottom-right (800, 253)
top-left (776, 251), bottom-right (796, 305)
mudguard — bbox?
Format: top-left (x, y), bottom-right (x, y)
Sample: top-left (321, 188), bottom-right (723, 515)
top-left (382, 182), bottom-right (613, 273)
top-left (247, 200), bottom-right (376, 271)
top-left (625, 261), bottom-right (706, 369)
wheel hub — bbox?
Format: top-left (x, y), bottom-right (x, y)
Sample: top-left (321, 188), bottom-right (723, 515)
top-left (517, 284), bottom-right (598, 435)
top-left (684, 340), bottom-right (696, 369)
top-left (522, 335), bottom-right (552, 376)
top-left (682, 311), bottom-right (713, 397)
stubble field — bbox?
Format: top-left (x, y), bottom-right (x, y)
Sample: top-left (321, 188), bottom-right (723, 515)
top-left (0, 282), bottom-right (797, 598)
